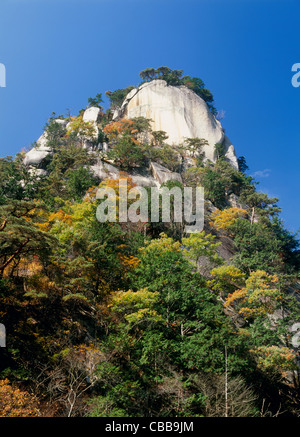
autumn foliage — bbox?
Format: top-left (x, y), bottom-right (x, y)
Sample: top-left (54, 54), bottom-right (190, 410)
top-left (0, 379), bottom-right (40, 417)
top-left (210, 207), bottom-right (248, 235)
top-left (224, 270), bottom-right (282, 318)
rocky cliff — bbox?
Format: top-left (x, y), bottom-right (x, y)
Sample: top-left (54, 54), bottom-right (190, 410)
top-left (115, 79), bottom-right (238, 169)
top-left (24, 79), bottom-right (238, 179)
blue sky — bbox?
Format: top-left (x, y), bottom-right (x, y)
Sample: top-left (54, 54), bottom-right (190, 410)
top-left (0, 0), bottom-right (299, 232)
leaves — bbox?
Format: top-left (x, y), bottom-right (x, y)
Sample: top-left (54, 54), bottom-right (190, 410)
top-left (210, 207), bottom-right (248, 236)
top-left (224, 270), bottom-right (283, 318)
top-left (182, 231), bottom-right (222, 265)
top-left (0, 379), bottom-right (40, 417)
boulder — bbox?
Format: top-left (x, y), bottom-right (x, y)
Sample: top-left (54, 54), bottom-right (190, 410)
top-left (150, 161), bottom-right (182, 185)
top-left (91, 159), bottom-right (120, 180)
top-left (23, 134), bottom-right (51, 166)
top-left (24, 119), bottom-right (67, 167)
top-left (118, 80), bottom-right (238, 169)
top-left (82, 107), bottom-right (99, 144)
top-left (131, 175), bottom-right (157, 187)
top-left (227, 193), bottom-right (247, 209)
top-left (83, 107), bottom-right (100, 123)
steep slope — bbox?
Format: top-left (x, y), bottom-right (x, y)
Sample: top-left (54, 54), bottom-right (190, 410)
top-left (115, 79), bottom-right (238, 168)
top-left (24, 79), bottom-right (238, 175)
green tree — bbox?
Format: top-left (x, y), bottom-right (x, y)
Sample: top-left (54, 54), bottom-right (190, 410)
top-left (214, 143), bottom-right (226, 161)
top-left (107, 135), bottom-right (147, 170)
top-left (151, 130), bottom-right (169, 147)
top-left (240, 189), bottom-right (280, 225)
top-left (66, 167), bottom-right (98, 201)
top-left (0, 155), bottom-right (41, 202)
top-left (183, 138), bottom-right (208, 158)
top-left (231, 219), bottom-right (282, 274)
top-left (131, 235), bottom-right (248, 373)
top-left (0, 200), bottom-right (56, 277)
top-left (105, 87), bottom-right (135, 109)
top-left (139, 68), bottom-right (157, 82)
top-left (237, 156), bottom-right (249, 173)
top-left (87, 93), bottom-right (104, 109)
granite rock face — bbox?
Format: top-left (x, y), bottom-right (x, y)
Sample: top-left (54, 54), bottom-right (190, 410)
top-left (116, 80), bottom-right (238, 169)
top-left (83, 107), bottom-right (100, 123)
top-left (82, 106), bottom-right (100, 143)
top-left (24, 82), bottom-right (239, 179)
top-left (23, 119), bottom-right (67, 166)
top-left (150, 161), bottom-right (182, 185)
top-left (24, 107), bottom-right (101, 167)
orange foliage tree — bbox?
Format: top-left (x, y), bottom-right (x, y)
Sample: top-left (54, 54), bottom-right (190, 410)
top-left (103, 119), bottom-right (135, 143)
top-left (0, 379), bottom-right (40, 417)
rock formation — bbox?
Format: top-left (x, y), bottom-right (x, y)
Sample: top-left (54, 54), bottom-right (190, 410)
top-left (114, 79), bottom-right (238, 169)
top-left (24, 79), bottom-right (239, 184)
top-left (24, 119), bottom-right (66, 167)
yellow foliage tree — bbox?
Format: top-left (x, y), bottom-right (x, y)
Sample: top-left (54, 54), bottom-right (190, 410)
top-left (66, 115), bottom-right (98, 144)
top-left (182, 231), bottom-right (222, 265)
top-left (210, 207), bottom-right (248, 236)
top-left (224, 270), bottom-right (282, 318)
top-left (108, 288), bottom-right (161, 325)
top-left (250, 346), bottom-right (297, 374)
top-left (208, 265), bottom-right (245, 298)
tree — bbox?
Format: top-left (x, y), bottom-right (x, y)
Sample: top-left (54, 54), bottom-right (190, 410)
top-left (43, 116), bottom-right (67, 153)
top-left (151, 130), bottom-right (169, 147)
top-left (237, 156), bottom-right (249, 173)
top-left (0, 200), bottom-right (56, 277)
top-left (131, 234), bottom-right (247, 374)
top-left (0, 155), bottom-right (41, 202)
top-left (271, 217), bottom-right (300, 272)
top-left (182, 231), bottom-right (222, 266)
top-left (201, 167), bottom-right (228, 208)
top-left (210, 208), bottom-right (249, 236)
top-left (108, 288), bottom-right (161, 327)
top-left (139, 68), bottom-right (157, 82)
top-left (214, 143), bottom-right (226, 161)
top-left (182, 76), bottom-right (214, 103)
top-left (0, 379), bottom-right (40, 417)
top-left (105, 87), bottom-right (135, 110)
top-left (66, 115), bottom-right (98, 145)
top-left (103, 118), bottom-right (135, 143)
top-left (163, 69), bottom-right (184, 86)
top-left (87, 93), bottom-right (104, 109)
top-left (231, 219), bottom-right (283, 274)
top-left (156, 66), bottom-right (172, 78)
top-left (107, 135), bottom-right (147, 169)
top-left (240, 189), bottom-right (280, 225)
top-left (39, 128), bottom-right (97, 202)
top-left (188, 373), bottom-right (258, 417)
top-left (250, 346), bottom-right (297, 375)
top-left (66, 167), bottom-right (98, 201)
top-left (47, 345), bottom-right (101, 417)
top-left (208, 265), bottom-right (245, 299)
top-left (224, 270), bottom-right (282, 319)
top-left (183, 138), bottom-right (208, 158)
